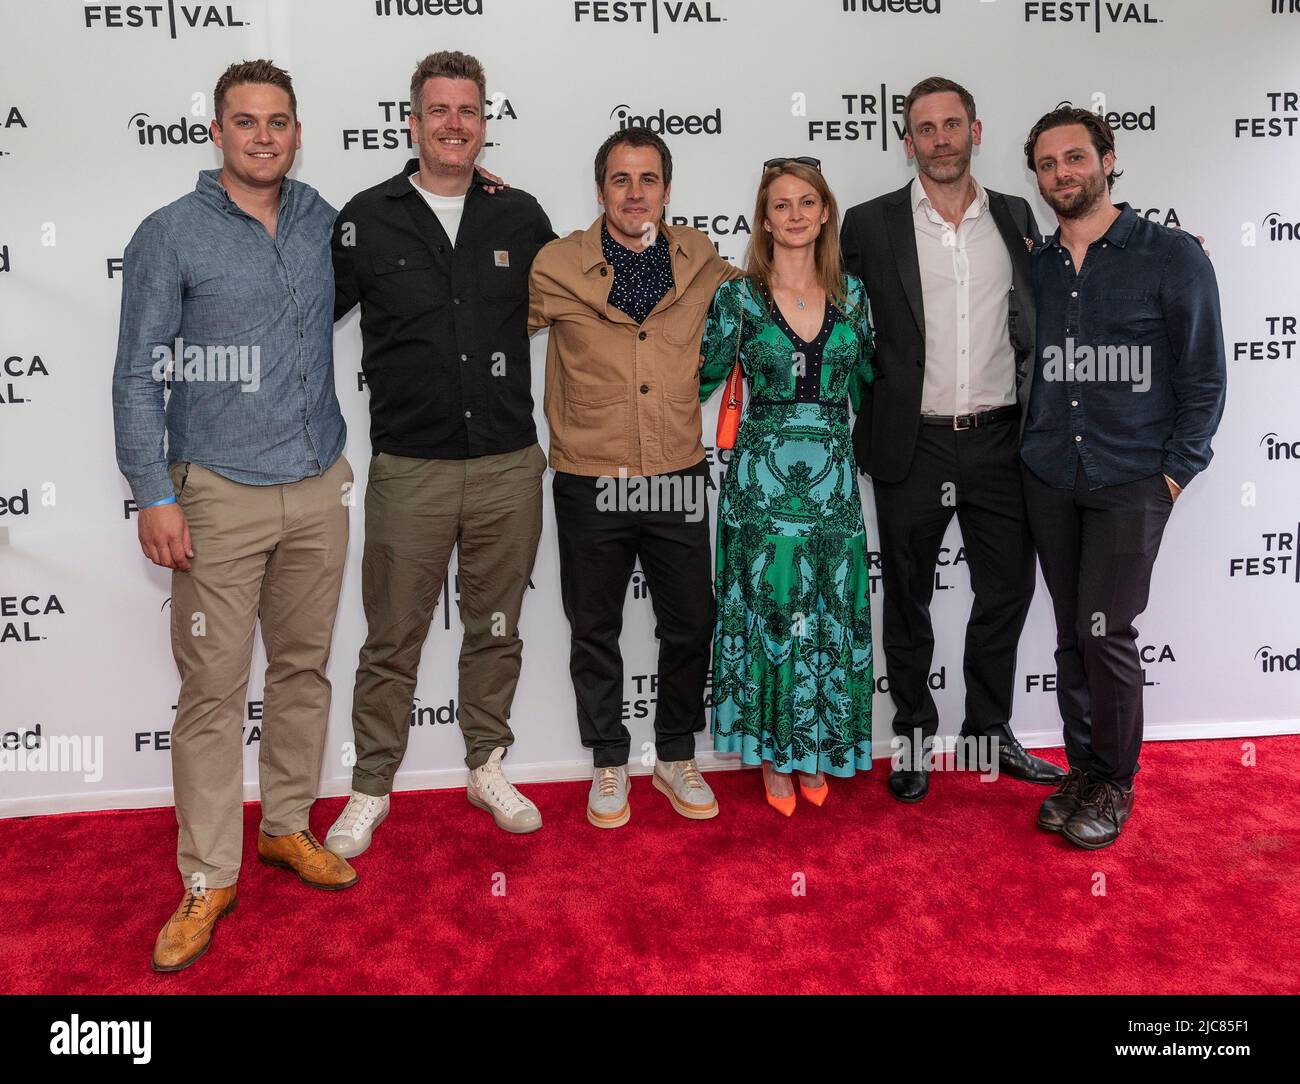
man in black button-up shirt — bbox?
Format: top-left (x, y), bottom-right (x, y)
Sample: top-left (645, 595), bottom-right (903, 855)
top-left (1020, 106), bottom-right (1226, 851)
top-left (328, 52), bottom-right (556, 850)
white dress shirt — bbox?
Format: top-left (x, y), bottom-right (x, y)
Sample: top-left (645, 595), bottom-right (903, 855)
top-left (911, 176), bottom-right (1017, 416)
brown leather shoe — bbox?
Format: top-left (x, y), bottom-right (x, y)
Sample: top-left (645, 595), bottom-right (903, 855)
top-left (257, 829), bottom-right (359, 890)
top-left (151, 884), bottom-right (238, 972)
top-left (1037, 766), bottom-right (1090, 832)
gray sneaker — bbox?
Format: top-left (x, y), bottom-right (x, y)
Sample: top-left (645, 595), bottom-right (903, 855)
top-left (324, 791), bottom-right (390, 858)
top-left (467, 747), bottom-right (542, 834)
top-left (652, 758), bottom-right (719, 820)
top-left (587, 765), bottom-right (631, 829)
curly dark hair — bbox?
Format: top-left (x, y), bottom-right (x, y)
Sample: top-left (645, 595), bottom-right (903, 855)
top-left (1024, 103), bottom-right (1123, 190)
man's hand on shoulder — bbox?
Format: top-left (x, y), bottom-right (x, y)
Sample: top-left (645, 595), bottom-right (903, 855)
top-left (475, 164), bottom-right (508, 194)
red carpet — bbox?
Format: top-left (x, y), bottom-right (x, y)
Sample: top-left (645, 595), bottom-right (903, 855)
top-left (3, 736), bottom-right (1298, 994)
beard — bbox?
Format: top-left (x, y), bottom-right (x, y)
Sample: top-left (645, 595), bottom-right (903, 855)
top-left (918, 145), bottom-right (971, 183)
top-left (1044, 170), bottom-right (1107, 220)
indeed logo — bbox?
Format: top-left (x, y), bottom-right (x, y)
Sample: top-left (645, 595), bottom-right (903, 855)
top-left (1259, 432), bottom-right (1300, 461)
top-left (842, 0), bottom-right (940, 12)
top-left (373, 0), bottom-right (483, 14)
top-left (1262, 210), bottom-right (1300, 242)
top-left (610, 103), bottom-right (721, 136)
top-left (1094, 103), bottom-right (1156, 131)
top-left (128, 112), bottom-right (211, 146)
top-left (1255, 645), bottom-right (1300, 673)
top-left (0, 488), bottom-right (30, 515)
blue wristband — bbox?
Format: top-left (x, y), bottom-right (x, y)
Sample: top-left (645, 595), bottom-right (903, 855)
top-left (140, 495), bottom-right (177, 508)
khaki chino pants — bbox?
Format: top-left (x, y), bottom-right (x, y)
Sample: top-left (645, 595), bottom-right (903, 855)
top-left (350, 444), bottom-right (546, 793)
top-left (168, 456), bottom-right (351, 890)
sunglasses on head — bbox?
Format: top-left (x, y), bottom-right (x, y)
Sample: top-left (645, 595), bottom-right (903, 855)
top-left (763, 156), bottom-right (822, 172)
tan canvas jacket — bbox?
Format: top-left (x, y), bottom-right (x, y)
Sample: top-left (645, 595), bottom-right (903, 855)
top-left (528, 214), bottom-right (742, 477)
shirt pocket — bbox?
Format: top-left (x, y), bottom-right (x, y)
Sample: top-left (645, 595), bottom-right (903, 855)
top-left (662, 298), bottom-right (708, 347)
top-left (1089, 289), bottom-right (1159, 343)
top-left (371, 249), bottom-right (437, 315)
top-left (562, 383), bottom-right (630, 465)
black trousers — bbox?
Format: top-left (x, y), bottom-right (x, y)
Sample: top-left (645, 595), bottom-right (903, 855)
top-left (872, 417), bottom-right (1036, 748)
top-left (1021, 462), bottom-right (1174, 788)
top-left (552, 462), bottom-right (714, 768)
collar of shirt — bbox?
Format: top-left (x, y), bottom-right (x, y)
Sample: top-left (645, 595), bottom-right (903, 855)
top-left (910, 174), bottom-right (988, 227)
top-left (600, 222), bottom-right (672, 274)
top-left (1046, 201), bottom-right (1139, 252)
top-left (383, 157), bottom-right (491, 200)
top-left (196, 167), bottom-right (295, 218)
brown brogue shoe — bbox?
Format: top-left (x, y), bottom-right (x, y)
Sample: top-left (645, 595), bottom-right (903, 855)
top-left (257, 829), bottom-right (359, 890)
top-left (151, 884), bottom-right (238, 972)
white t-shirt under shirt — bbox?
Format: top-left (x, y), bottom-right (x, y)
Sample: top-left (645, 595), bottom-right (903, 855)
top-left (409, 175), bottom-right (466, 246)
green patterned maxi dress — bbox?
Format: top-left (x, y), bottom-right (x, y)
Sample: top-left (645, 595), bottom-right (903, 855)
top-left (699, 275), bottom-right (875, 776)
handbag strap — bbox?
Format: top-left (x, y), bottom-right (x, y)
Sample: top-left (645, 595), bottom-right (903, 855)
top-left (725, 281), bottom-right (746, 407)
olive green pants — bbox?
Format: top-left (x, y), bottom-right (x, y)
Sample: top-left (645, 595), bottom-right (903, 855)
top-left (349, 444), bottom-right (546, 793)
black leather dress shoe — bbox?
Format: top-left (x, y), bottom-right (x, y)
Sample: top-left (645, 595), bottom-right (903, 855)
top-left (997, 736), bottom-right (1067, 784)
top-left (1037, 767), bottom-right (1089, 832)
top-left (1062, 780), bottom-right (1134, 849)
top-left (888, 766), bottom-right (929, 803)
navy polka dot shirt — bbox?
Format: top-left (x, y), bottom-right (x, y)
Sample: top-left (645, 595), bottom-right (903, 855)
top-left (601, 223), bottom-right (674, 325)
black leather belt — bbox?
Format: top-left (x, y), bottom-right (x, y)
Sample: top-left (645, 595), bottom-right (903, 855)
top-left (920, 404), bottom-right (1019, 431)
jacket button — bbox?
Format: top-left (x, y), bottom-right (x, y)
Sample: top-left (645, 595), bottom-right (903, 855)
top-left (454, 298), bottom-right (461, 305)
top-left (600, 267), bottom-right (608, 277)
top-left (640, 385), bottom-right (650, 394)
top-left (638, 331), bottom-right (647, 341)
top-left (397, 258), bottom-right (406, 266)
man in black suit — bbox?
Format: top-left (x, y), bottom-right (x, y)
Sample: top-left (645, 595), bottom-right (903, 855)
top-left (840, 76), bottom-right (1063, 801)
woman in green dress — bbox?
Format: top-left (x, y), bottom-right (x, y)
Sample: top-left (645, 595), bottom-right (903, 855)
top-left (699, 159), bottom-right (875, 815)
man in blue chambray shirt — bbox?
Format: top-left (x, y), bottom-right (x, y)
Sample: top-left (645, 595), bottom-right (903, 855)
top-left (112, 60), bottom-right (358, 973)
top-left (1019, 105), bottom-right (1226, 851)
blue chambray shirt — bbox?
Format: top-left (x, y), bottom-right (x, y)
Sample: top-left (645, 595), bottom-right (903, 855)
top-left (112, 169), bottom-right (346, 507)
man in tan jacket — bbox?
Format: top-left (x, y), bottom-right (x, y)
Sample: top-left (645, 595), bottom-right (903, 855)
top-left (529, 126), bottom-right (739, 828)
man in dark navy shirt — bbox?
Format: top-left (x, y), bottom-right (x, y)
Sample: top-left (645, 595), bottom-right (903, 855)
top-left (1020, 106), bottom-right (1226, 850)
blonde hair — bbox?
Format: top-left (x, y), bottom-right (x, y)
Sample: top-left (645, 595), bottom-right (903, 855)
top-left (744, 162), bottom-right (849, 313)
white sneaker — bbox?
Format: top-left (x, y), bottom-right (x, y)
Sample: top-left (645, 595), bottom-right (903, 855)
top-left (324, 791), bottom-right (390, 858)
top-left (467, 747), bottom-right (542, 834)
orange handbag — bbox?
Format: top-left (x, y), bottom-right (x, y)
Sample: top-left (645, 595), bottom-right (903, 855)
top-left (715, 289), bottom-right (745, 449)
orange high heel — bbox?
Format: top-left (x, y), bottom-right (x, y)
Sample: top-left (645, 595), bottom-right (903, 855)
top-left (762, 765), bottom-right (796, 817)
top-left (798, 773), bottom-right (829, 806)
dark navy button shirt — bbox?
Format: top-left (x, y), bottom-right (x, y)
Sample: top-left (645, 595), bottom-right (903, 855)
top-left (1020, 203), bottom-right (1226, 490)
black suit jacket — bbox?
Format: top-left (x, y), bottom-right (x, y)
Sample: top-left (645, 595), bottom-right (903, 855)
top-left (840, 181), bottom-right (1041, 483)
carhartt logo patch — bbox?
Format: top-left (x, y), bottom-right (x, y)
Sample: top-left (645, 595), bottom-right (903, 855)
top-left (493, 250), bottom-right (510, 267)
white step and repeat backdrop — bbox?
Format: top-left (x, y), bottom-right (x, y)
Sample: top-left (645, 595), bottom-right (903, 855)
top-left (2, 0), bottom-right (1298, 816)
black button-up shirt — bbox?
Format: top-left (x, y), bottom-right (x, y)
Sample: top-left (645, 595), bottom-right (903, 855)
top-left (1021, 204), bottom-right (1226, 490)
top-left (333, 159), bottom-right (555, 458)
top-left (602, 224), bottom-right (674, 324)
